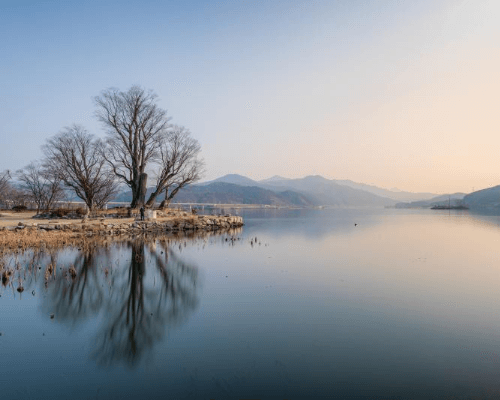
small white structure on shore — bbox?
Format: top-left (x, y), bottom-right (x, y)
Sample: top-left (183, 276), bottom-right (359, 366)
top-left (145, 210), bottom-right (157, 220)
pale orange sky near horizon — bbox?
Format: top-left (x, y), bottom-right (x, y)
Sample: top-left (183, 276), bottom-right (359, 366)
top-left (200, 0), bottom-right (500, 194)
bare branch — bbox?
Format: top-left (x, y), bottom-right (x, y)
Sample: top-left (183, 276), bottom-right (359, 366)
top-left (17, 162), bottom-right (64, 214)
top-left (43, 124), bottom-right (119, 211)
top-left (94, 86), bottom-right (171, 208)
top-left (0, 170), bottom-right (12, 204)
top-left (145, 125), bottom-right (204, 208)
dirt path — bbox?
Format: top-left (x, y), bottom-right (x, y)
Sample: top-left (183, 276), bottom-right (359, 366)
top-left (0, 211), bottom-right (138, 228)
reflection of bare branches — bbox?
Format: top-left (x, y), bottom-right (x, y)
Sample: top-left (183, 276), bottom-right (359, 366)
top-left (89, 239), bottom-right (199, 368)
top-left (152, 242), bottom-right (199, 325)
top-left (6, 236), bottom-right (201, 369)
top-left (46, 248), bottom-right (107, 324)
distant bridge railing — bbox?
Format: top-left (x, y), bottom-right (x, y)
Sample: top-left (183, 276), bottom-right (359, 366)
top-left (1, 199), bottom-right (278, 212)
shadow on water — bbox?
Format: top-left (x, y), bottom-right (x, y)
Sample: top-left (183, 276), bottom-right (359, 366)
top-left (1, 236), bottom-right (202, 368)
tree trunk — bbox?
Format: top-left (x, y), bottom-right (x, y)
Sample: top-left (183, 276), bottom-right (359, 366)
top-left (145, 187), bottom-right (161, 208)
top-left (159, 198), bottom-right (171, 209)
top-left (136, 173), bottom-right (148, 208)
top-left (86, 197), bottom-right (94, 217)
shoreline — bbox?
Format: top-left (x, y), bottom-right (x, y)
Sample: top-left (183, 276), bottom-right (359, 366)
top-left (0, 211), bottom-right (244, 252)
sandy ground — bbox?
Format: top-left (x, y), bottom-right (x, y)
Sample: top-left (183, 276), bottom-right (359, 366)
top-left (0, 210), bottom-right (199, 228)
top-left (0, 211), bottom-right (44, 227)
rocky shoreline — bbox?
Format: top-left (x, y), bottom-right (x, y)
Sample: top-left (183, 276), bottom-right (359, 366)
top-left (0, 214), bottom-right (244, 236)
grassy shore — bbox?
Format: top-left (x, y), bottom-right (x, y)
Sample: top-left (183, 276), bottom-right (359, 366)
top-left (0, 210), bottom-right (243, 254)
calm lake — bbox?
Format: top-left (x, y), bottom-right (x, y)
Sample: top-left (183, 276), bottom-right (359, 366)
top-left (2, 208), bottom-right (500, 399)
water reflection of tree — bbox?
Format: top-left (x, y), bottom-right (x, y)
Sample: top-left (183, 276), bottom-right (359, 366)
top-left (48, 247), bottom-right (107, 323)
top-left (45, 239), bottom-right (199, 368)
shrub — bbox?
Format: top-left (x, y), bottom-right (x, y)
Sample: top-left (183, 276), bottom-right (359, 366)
top-left (12, 205), bottom-right (27, 212)
top-left (75, 207), bottom-right (86, 216)
top-left (52, 208), bottom-right (72, 217)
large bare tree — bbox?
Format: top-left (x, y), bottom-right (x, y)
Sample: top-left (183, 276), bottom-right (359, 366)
top-left (17, 162), bottom-right (64, 214)
top-left (94, 86), bottom-right (169, 208)
top-left (43, 124), bottom-right (118, 212)
top-left (146, 125), bottom-right (203, 208)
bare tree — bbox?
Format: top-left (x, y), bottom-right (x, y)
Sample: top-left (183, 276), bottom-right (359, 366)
top-left (94, 86), bottom-right (170, 208)
top-left (146, 125), bottom-right (203, 208)
top-left (8, 187), bottom-right (30, 209)
top-left (43, 124), bottom-right (118, 213)
top-left (0, 170), bottom-right (11, 193)
top-left (0, 170), bottom-right (12, 204)
top-left (17, 162), bottom-right (64, 214)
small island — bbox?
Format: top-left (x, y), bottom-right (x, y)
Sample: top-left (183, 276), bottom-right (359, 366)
top-left (430, 204), bottom-right (469, 210)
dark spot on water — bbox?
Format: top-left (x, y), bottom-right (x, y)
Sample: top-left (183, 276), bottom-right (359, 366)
top-left (17, 286), bottom-right (24, 293)
top-left (50, 314), bottom-right (55, 319)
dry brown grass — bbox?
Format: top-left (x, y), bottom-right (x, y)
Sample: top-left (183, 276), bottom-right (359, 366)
top-left (0, 224), bottom-right (243, 256)
top-left (0, 228), bottom-right (81, 254)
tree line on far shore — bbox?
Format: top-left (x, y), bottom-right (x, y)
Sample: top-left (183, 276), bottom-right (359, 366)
top-left (0, 86), bottom-right (203, 215)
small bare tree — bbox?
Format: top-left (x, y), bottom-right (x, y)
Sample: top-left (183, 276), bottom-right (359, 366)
top-left (94, 86), bottom-right (170, 208)
top-left (17, 162), bottom-right (64, 214)
top-left (9, 187), bottom-right (30, 209)
top-left (145, 125), bottom-right (203, 208)
top-left (43, 124), bottom-right (118, 213)
top-left (0, 170), bottom-right (11, 193)
top-left (0, 170), bottom-right (12, 204)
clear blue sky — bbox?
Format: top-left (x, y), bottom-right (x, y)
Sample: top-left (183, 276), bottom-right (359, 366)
top-left (1, 0), bottom-right (498, 193)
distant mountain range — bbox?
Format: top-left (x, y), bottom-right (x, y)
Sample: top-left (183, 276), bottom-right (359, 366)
top-left (21, 171), bottom-right (500, 209)
top-left (111, 181), bottom-right (314, 207)
top-left (201, 174), bottom-right (437, 202)
top-left (171, 182), bottom-right (315, 207)
top-left (110, 174), bottom-right (452, 208)
top-left (110, 175), bottom-right (500, 210)
top-left (69, 173), bottom-right (500, 210)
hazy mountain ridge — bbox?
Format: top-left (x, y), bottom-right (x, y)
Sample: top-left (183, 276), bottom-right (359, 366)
top-left (333, 179), bottom-right (436, 202)
top-left (395, 193), bottom-right (466, 209)
top-left (112, 182), bottom-right (315, 207)
top-left (463, 186), bottom-right (500, 209)
top-left (200, 174), bottom-right (396, 207)
top-left (199, 174), bottom-right (259, 187)
top-left (172, 183), bottom-right (314, 206)
top-left (56, 174), bottom-right (475, 209)
top-left (256, 175), bottom-right (395, 207)
top-left (202, 174), bottom-right (439, 202)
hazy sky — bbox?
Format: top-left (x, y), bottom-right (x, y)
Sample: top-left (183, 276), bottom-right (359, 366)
top-left (1, 0), bottom-right (498, 193)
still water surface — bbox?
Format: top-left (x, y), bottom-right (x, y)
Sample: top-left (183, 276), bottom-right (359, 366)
top-left (2, 208), bottom-right (500, 399)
